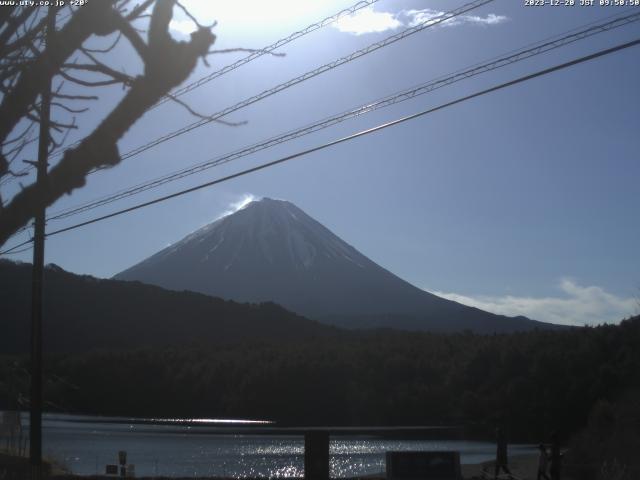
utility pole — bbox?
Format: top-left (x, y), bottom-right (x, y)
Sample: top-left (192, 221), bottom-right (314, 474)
top-left (30, 6), bottom-right (55, 480)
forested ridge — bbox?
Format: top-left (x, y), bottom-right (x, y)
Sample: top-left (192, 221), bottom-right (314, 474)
top-left (0, 259), bottom-right (337, 354)
top-left (2, 315), bottom-right (638, 444)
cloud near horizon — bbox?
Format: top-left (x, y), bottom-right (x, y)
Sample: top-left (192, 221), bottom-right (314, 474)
top-left (431, 279), bottom-right (637, 326)
top-left (333, 7), bottom-right (508, 36)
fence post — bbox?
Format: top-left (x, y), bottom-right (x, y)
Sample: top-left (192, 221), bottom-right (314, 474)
top-left (304, 430), bottom-right (329, 480)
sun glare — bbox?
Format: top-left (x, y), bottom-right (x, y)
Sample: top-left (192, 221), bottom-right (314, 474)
top-left (175, 1), bottom-right (342, 33)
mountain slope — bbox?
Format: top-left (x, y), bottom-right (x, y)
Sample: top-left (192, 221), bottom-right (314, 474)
top-left (0, 260), bottom-right (337, 354)
top-left (115, 198), bottom-right (553, 333)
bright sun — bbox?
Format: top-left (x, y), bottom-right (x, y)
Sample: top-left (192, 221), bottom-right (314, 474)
top-left (173, 1), bottom-right (345, 35)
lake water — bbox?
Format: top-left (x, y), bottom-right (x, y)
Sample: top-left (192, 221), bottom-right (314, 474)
top-left (14, 413), bottom-right (535, 477)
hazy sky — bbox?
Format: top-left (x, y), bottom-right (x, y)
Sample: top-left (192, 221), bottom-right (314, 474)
top-left (2, 0), bottom-right (639, 325)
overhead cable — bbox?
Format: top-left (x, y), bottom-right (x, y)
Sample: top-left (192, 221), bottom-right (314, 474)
top-left (45, 11), bottom-right (640, 222)
top-left (32, 37), bottom-right (640, 241)
top-left (1, 0), bottom-right (387, 184)
top-left (112, 0), bottom-right (495, 163)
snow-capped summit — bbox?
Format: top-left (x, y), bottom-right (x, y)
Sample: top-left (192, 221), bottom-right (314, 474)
top-left (115, 198), bottom-right (549, 332)
top-left (133, 198), bottom-right (369, 273)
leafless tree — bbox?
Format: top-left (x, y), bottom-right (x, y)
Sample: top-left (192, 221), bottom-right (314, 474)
top-left (0, 0), bottom-right (218, 247)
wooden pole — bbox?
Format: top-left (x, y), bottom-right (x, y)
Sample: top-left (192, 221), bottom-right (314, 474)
top-left (29, 6), bottom-right (55, 480)
top-left (304, 431), bottom-right (330, 480)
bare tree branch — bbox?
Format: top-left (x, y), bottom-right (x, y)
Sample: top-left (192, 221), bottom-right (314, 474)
top-left (0, 6), bottom-right (17, 30)
top-left (0, 0), bottom-right (120, 147)
top-left (0, 0), bottom-right (216, 246)
top-left (113, 13), bottom-right (148, 60)
top-left (61, 63), bottom-right (134, 85)
top-left (164, 92), bottom-right (247, 127)
top-left (175, 1), bottom-right (206, 29)
top-left (125, 0), bottom-right (156, 21)
top-left (52, 93), bottom-right (99, 101)
top-left (0, 7), bottom-right (40, 55)
top-left (59, 70), bottom-right (124, 88)
top-left (51, 102), bottom-right (89, 114)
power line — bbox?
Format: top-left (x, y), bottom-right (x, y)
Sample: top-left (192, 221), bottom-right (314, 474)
top-left (0, 238), bottom-right (33, 255)
top-left (152, 0), bottom-right (385, 109)
top-left (2, 35), bottom-right (638, 254)
top-left (44, 10), bottom-right (640, 223)
top-left (35, 37), bottom-right (640, 241)
top-left (0, 243), bottom-right (33, 255)
top-left (12, 0), bottom-right (491, 185)
top-left (112, 0), bottom-right (494, 163)
top-left (1, 0), bottom-right (386, 184)
top-left (0, 6), bottom-right (87, 187)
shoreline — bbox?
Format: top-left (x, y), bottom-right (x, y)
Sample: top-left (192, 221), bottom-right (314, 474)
top-left (4, 452), bottom-right (543, 480)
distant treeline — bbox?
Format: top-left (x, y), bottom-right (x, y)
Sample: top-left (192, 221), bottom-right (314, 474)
top-left (1, 316), bottom-right (639, 442)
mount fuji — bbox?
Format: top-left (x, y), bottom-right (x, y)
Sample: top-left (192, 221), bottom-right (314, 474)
top-left (115, 198), bottom-right (552, 333)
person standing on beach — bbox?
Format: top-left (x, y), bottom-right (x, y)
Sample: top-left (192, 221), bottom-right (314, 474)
top-left (537, 444), bottom-right (551, 480)
top-left (494, 427), bottom-right (512, 479)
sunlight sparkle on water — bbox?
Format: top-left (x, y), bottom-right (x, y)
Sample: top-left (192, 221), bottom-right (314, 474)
top-left (151, 417), bottom-right (273, 424)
